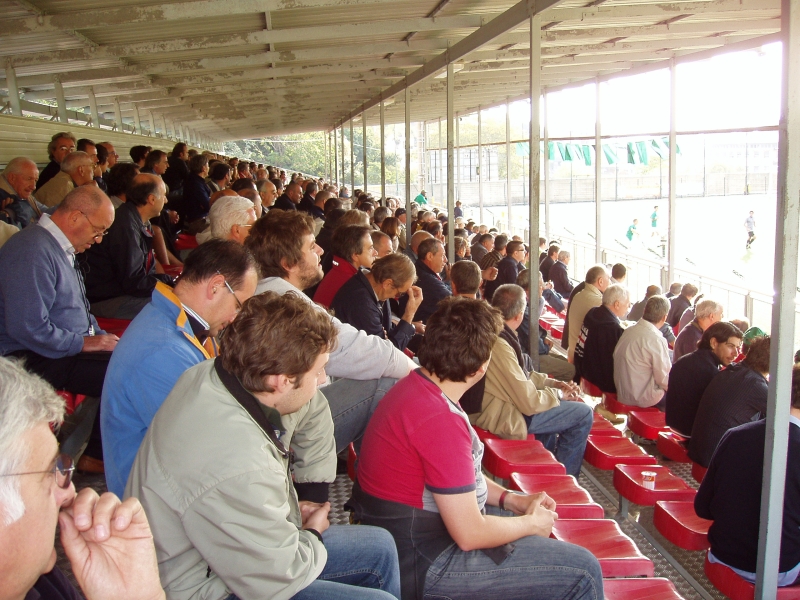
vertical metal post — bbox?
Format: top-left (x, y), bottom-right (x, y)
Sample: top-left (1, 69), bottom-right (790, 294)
top-left (363, 112), bottom-right (368, 193)
top-left (544, 93), bottom-right (550, 241)
top-left (438, 116), bottom-right (443, 205)
top-left (756, 0), bottom-right (800, 596)
top-left (113, 98), bottom-right (123, 132)
top-left (456, 112), bottom-right (461, 204)
top-left (5, 61), bottom-right (22, 117)
top-left (334, 126), bottom-right (340, 186)
top-left (87, 88), bottom-right (100, 129)
top-left (447, 61), bottom-right (455, 263)
top-left (53, 76), bottom-right (68, 123)
top-left (132, 104), bottom-right (141, 134)
top-left (667, 59), bottom-right (678, 285)
top-left (405, 84), bottom-right (412, 250)
top-left (478, 106), bottom-right (484, 224)
top-left (341, 123), bottom-right (346, 188)
top-left (594, 78), bottom-right (603, 263)
top-left (162, 115), bottom-right (169, 139)
top-left (350, 118), bottom-right (355, 193)
top-left (506, 98), bottom-right (512, 232)
top-left (380, 100), bottom-right (386, 201)
top-left (529, 13), bottom-right (542, 366)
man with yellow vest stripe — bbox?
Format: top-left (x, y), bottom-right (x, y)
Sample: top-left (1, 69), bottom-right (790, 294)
top-left (101, 239), bottom-right (259, 496)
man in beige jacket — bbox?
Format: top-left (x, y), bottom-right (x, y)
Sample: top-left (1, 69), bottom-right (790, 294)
top-left (567, 265), bottom-right (610, 362)
top-left (35, 151), bottom-right (95, 208)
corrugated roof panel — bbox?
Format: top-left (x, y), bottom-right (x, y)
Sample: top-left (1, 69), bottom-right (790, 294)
top-left (0, 32), bottom-right (84, 58)
top-left (271, 0), bottom-right (435, 28)
top-left (82, 14), bottom-right (266, 46)
top-left (0, 0), bottom-right (36, 19)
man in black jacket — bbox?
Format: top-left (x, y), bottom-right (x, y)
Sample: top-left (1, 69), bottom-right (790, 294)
top-left (667, 282), bottom-right (698, 327)
top-left (85, 174), bottom-right (174, 319)
top-left (273, 181), bottom-right (302, 211)
top-left (163, 143), bottom-right (189, 193)
top-left (539, 244), bottom-right (559, 281)
top-left (549, 250), bottom-right (574, 296)
top-left (484, 240), bottom-right (526, 303)
top-left (573, 284), bottom-right (630, 391)
top-left (402, 238), bottom-right (451, 324)
top-left (181, 154), bottom-right (211, 230)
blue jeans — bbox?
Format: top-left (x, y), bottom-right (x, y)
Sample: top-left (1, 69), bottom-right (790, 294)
top-left (322, 377), bottom-right (396, 453)
top-left (543, 288), bottom-right (565, 313)
top-left (423, 509), bottom-right (603, 600)
top-left (525, 401), bottom-right (593, 477)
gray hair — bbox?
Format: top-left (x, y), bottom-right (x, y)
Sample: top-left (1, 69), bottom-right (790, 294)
top-left (0, 358), bottom-right (65, 525)
top-left (60, 151), bottom-right (92, 174)
top-left (602, 284), bottom-right (629, 307)
top-left (2, 157), bottom-right (37, 177)
top-left (643, 295), bottom-right (670, 324)
top-left (209, 195), bottom-right (255, 240)
top-left (491, 284), bottom-right (527, 321)
top-left (557, 250), bottom-right (570, 261)
top-left (695, 299), bottom-right (724, 321)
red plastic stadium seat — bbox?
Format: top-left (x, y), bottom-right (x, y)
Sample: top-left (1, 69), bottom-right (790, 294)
top-left (657, 431), bottom-right (691, 463)
top-left (174, 233), bottom-right (198, 251)
top-left (510, 473), bottom-right (604, 519)
top-left (482, 438), bottom-right (566, 480)
top-left (56, 391), bottom-right (87, 415)
top-left (584, 435), bottom-right (658, 470)
top-left (550, 323), bottom-right (563, 340)
top-left (654, 501), bottom-right (711, 551)
top-left (603, 578), bottom-right (685, 600)
top-left (613, 465), bottom-right (697, 507)
top-left (604, 392), bottom-right (659, 415)
top-left (691, 462), bottom-right (708, 484)
top-left (590, 413), bottom-right (623, 437)
top-left (628, 410), bottom-right (669, 440)
top-left (704, 554), bottom-right (800, 600)
top-left (347, 443), bottom-right (357, 482)
top-left (94, 317), bottom-right (131, 338)
top-left (161, 264), bottom-right (183, 277)
top-left (472, 426), bottom-right (536, 443)
top-left (550, 519), bottom-right (655, 578)
top-left (539, 314), bottom-right (560, 331)
top-left (581, 378), bottom-right (604, 398)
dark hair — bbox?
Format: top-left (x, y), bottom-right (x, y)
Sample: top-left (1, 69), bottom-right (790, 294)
top-left (126, 176), bottom-right (161, 207)
top-left (450, 261), bottom-right (481, 295)
top-left (270, 177), bottom-right (284, 192)
top-left (306, 181), bottom-right (318, 195)
top-left (221, 291), bottom-right (337, 394)
top-left (95, 143), bottom-right (109, 167)
top-left (76, 138), bottom-right (95, 153)
top-left (425, 221), bottom-right (442, 237)
top-left (180, 238), bottom-right (259, 291)
top-left (744, 335), bottom-right (770, 373)
top-left (210, 163), bottom-right (231, 181)
top-left (493, 234), bottom-right (508, 251)
top-left (144, 150), bottom-right (166, 172)
top-left (244, 210), bottom-right (315, 278)
top-left (237, 162), bottom-right (250, 173)
top-left (698, 321), bottom-right (744, 350)
top-left (189, 154), bottom-right (209, 174)
top-left (506, 240), bottom-right (525, 256)
top-left (370, 253), bottom-right (415, 285)
top-left (611, 263), bottom-right (627, 280)
top-left (454, 236), bottom-right (468, 255)
top-left (106, 163), bottom-right (139, 197)
top-left (325, 208), bottom-right (346, 228)
top-left (171, 143), bottom-right (187, 158)
top-left (323, 197), bottom-right (343, 215)
top-left (231, 178), bottom-right (257, 192)
top-left (792, 365), bottom-right (800, 410)
top-left (129, 145), bottom-right (149, 163)
top-left (417, 297), bottom-right (503, 382)
top-left (681, 283), bottom-right (699, 298)
top-left (547, 244), bottom-right (559, 257)
top-left (331, 225), bottom-right (371, 264)
top-left (380, 216), bottom-right (400, 239)
top-left (417, 238), bottom-right (442, 262)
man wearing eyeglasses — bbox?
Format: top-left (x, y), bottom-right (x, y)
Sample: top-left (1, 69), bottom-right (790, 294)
top-left (0, 357), bottom-right (165, 600)
top-left (35, 151), bottom-right (97, 209)
top-left (35, 132), bottom-right (76, 192)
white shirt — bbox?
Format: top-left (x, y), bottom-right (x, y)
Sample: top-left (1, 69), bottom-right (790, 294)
top-left (613, 318), bottom-right (671, 408)
top-left (38, 213), bottom-right (75, 257)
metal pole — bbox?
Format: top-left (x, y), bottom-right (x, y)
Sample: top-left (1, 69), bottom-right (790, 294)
top-left (478, 106), bottom-right (484, 224)
top-left (132, 104), bottom-right (141, 134)
top-left (595, 78), bottom-right (603, 263)
top-left (341, 123), bottom-right (346, 188)
top-left (456, 112), bottom-right (461, 204)
top-left (506, 98), bottom-right (512, 232)
top-left (529, 13), bottom-right (542, 367)
top-left (380, 100), bottom-right (386, 201)
top-left (5, 61), bottom-right (22, 117)
top-left (405, 84), bottom-right (412, 251)
top-left (438, 116), bottom-right (443, 207)
top-left (334, 126), bottom-right (340, 187)
top-left (667, 59), bottom-right (678, 285)
top-left (113, 99), bottom-right (123, 132)
top-left (447, 61), bottom-right (455, 264)
top-left (544, 92), bottom-right (551, 241)
top-left (756, 0), bottom-right (799, 596)
top-left (87, 87), bottom-right (100, 129)
top-left (363, 112), bottom-right (368, 193)
top-left (350, 118), bottom-right (355, 193)
top-left (53, 76), bottom-right (68, 124)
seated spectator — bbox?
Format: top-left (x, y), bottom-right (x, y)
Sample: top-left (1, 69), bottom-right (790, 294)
top-left (574, 284), bottom-right (630, 392)
top-left (666, 321), bottom-right (743, 437)
top-left (567, 265), bottom-right (610, 361)
top-left (0, 358), bottom-right (165, 600)
top-left (246, 210), bottom-right (414, 452)
top-left (84, 174), bottom-right (174, 319)
top-left (689, 336), bottom-right (770, 466)
top-left (453, 235), bottom-right (469, 261)
top-left (550, 249), bottom-right (574, 296)
top-left (406, 230), bottom-right (433, 262)
top-left (666, 281), bottom-right (682, 299)
top-left (742, 326), bottom-right (767, 356)
top-left (539, 244), bottom-right (558, 281)
top-left (182, 154), bottom-right (212, 231)
top-left (207, 161), bottom-right (231, 193)
top-left (380, 215), bottom-right (401, 252)
top-left (128, 293), bottom-right (400, 600)
top-left (256, 177), bottom-right (278, 210)
top-left (730, 317), bottom-right (750, 333)
top-left (610, 262), bottom-right (627, 285)
top-left (349, 296), bottom-right (603, 600)
top-left (401, 238), bottom-right (452, 324)
top-left (274, 180), bottom-right (302, 211)
top-left (673, 299), bottom-right (724, 363)
top-left (479, 234), bottom-right (507, 273)
top-left (373, 206), bottom-right (391, 230)
top-left (0, 157), bottom-right (48, 229)
top-left (314, 225), bottom-right (376, 307)
top-left (667, 283), bottom-right (698, 327)
top-left (93, 142), bottom-right (109, 192)
top-left (163, 143), bottom-right (189, 193)
top-left (484, 240), bottom-right (526, 302)
top-left (141, 149), bottom-right (168, 177)
top-left (316, 207), bottom-right (345, 260)
top-left (628, 285), bottom-right (661, 322)
top-left (102, 240), bottom-right (258, 497)
top-left (613, 295), bottom-right (671, 410)
top-left (450, 260), bottom-right (481, 298)
top-left (470, 232), bottom-right (493, 264)
top-left (695, 363), bottom-right (800, 587)
top-left (198, 195), bottom-right (257, 245)
top-left (104, 162), bottom-right (140, 208)
top-left (372, 230), bottom-right (394, 258)
top-left (236, 160), bottom-right (251, 180)
top-left (35, 151), bottom-right (95, 208)
top-left (35, 132), bottom-right (76, 191)
top-left (331, 253), bottom-right (422, 351)
top-left (129, 145), bottom-right (149, 168)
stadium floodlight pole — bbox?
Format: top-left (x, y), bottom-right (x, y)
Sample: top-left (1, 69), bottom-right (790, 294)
top-left (363, 111), bottom-right (368, 194)
top-left (506, 98), bottom-right (512, 232)
top-left (380, 99), bottom-right (386, 201)
top-left (478, 106), bottom-right (484, 224)
top-left (405, 83), bottom-right (412, 251)
top-left (446, 58), bottom-right (455, 264)
top-left (528, 11), bottom-right (541, 369)
top-left (595, 77), bottom-right (602, 264)
top-left (350, 118), bottom-right (355, 193)
top-left (667, 59), bottom-right (678, 286)
top-left (756, 0), bottom-right (799, 596)
top-left (544, 93), bottom-right (550, 241)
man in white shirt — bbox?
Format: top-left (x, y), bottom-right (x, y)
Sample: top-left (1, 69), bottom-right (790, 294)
top-left (613, 295), bottom-right (671, 410)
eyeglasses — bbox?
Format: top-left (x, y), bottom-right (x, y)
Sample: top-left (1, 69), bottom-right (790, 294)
top-left (0, 453), bottom-right (74, 489)
top-left (218, 271), bottom-right (243, 312)
top-left (80, 212), bottom-right (109, 240)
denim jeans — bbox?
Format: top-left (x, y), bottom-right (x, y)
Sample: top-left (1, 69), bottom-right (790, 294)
top-left (227, 525), bottom-right (400, 600)
top-left (423, 511), bottom-right (603, 600)
top-left (543, 288), bottom-right (565, 313)
top-left (322, 377), bottom-right (397, 453)
top-left (525, 401), bottom-right (593, 477)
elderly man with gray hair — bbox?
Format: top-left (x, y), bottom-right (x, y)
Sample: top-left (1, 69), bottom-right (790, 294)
top-left (0, 157), bottom-right (51, 230)
top-left (613, 295), bottom-right (672, 410)
top-left (0, 357), bottom-right (165, 600)
top-left (673, 298), bottom-right (725, 363)
top-left (35, 151), bottom-right (96, 208)
top-left (197, 195), bottom-right (257, 245)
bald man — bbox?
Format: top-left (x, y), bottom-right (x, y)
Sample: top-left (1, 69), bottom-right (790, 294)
top-left (0, 157), bottom-right (49, 229)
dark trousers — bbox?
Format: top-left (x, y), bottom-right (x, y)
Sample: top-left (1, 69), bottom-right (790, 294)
top-left (9, 350), bottom-right (111, 459)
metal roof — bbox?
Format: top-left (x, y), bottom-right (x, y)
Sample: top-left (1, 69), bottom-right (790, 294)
top-left (0, 0), bottom-right (781, 143)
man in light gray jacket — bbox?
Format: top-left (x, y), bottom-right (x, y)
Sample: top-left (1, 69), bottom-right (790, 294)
top-left (127, 292), bottom-right (400, 600)
top-left (246, 209), bottom-right (416, 452)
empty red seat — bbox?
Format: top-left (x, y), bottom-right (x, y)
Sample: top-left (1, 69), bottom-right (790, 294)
top-left (175, 233), bottom-right (198, 251)
top-left (94, 317), bottom-right (132, 338)
top-left (654, 501), bottom-right (711, 551)
top-left (628, 410), bottom-right (669, 440)
top-left (590, 413), bottom-right (623, 437)
top-left (584, 435), bottom-right (658, 470)
top-left (604, 392), bottom-right (659, 415)
top-left (550, 323), bottom-right (563, 339)
top-left (603, 578), bottom-right (685, 600)
top-left (581, 378), bottom-right (604, 398)
top-left (510, 473), bottom-right (604, 519)
top-left (472, 426), bottom-right (537, 444)
top-left (613, 465), bottom-right (696, 517)
top-left (657, 431), bottom-right (691, 463)
top-left (482, 438), bottom-right (566, 480)
top-left (704, 554), bottom-right (800, 599)
top-left (550, 519), bottom-right (655, 578)
top-left (691, 461), bottom-right (708, 484)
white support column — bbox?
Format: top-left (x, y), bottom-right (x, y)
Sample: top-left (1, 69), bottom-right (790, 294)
top-left (756, 0), bottom-right (800, 597)
top-left (334, 126), bottom-right (340, 187)
top-left (478, 106), bottom-right (484, 224)
top-left (506, 98), bottom-right (512, 232)
top-left (5, 61), bottom-right (22, 117)
top-left (594, 78), bottom-right (603, 263)
top-left (456, 112), bottom-right (460, 203)
top-left (667, 59), bottom-right (678, 284)
top-left (87, 87), bottom-right (100, 129)
top-left (446, 61), bottom-right (455, 263)
top-left (363, 112), bottom-right (368, 193)
top-left (147, 111), bottom-right (155, 135)
top-left (405, 84), bottom-right (412, 250)
top-left (350, 118), bottom-right (355, 192)
top-left (438, 116), bottom-right (443, 206)
top-left (113, 98), bottom-right (123, 132)
top-left (380, 100), bottom-right (386, 201)
top-left (132, 104), bottom-right (141, 134)
top-left (341, 124), bottom-right (346, 188)
top-left (528, 13), bottom-right (542, 362)
top-left (161, 115), bottom-right (169, 139)
top-left (544, 93), bottom-right (550, 241)
top-left (53, 76), bottom-right (69, 123)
